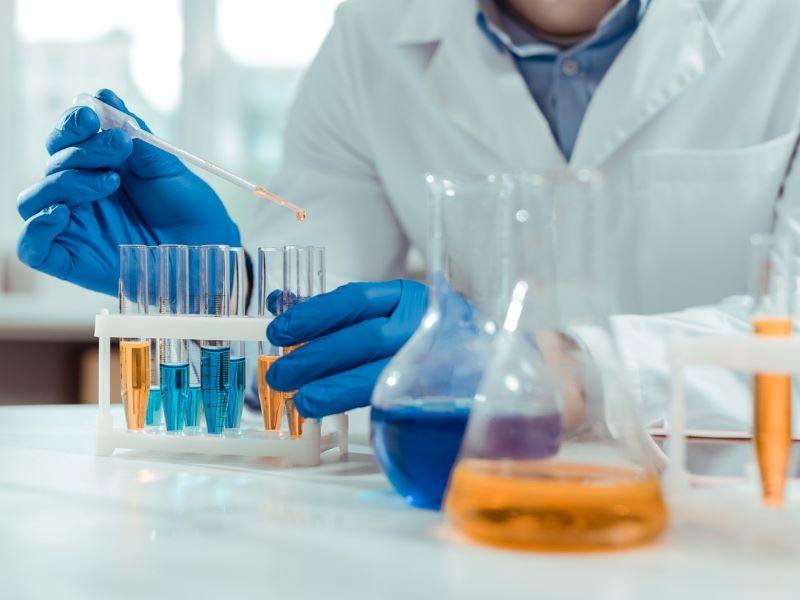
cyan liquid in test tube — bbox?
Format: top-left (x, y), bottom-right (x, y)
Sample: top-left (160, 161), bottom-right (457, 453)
top-left (226, 247), bottom-right (247, 431)
top-left (158, 245), bottom-right (190, 432)
top-left (200, 245), bottom-right (231, 434)
top-left (184, 246), bottom-right (203, 431)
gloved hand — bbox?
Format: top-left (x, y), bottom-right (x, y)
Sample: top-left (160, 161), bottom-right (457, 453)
top-left (266, 280), bottom-right (429, 418)
top-left (17, 89), bottom-right (240, 296)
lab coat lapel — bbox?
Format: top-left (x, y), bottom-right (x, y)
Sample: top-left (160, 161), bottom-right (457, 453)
top-left (410, 0), bottom-right (565, 169)
top-left (570, 0), bottom-right (724, 169)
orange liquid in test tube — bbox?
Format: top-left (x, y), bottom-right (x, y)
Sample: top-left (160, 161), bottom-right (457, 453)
top-left (283, 344), bottom-right (304, 436)
top-left (752, 317), bottom-right (793, 506)
top-left (257, 355), bottom-right (285, 430)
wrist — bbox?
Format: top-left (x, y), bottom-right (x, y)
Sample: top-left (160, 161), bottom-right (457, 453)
top-left (535, 330), bottom-right (587, 428)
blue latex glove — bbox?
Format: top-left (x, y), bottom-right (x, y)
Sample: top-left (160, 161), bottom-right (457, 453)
top-left (17, 89), bottom-right (240, 296)
top-left (266, 280), bottom-right (429, 418)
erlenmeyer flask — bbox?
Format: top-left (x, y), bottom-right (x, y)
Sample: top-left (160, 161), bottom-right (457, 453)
top-left (371, 174), bottom-right (517, 509)
top-left (444, 170), bottom-right (668, 551)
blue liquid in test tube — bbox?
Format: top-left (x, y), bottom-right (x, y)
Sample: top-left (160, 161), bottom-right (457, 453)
top-left (146, 386), bottom-right (163, 427)
top-left (185, 385), bottom-right (202, 429)
top-left (201, 345), bottom-right (230, 434)
top-left (161, 363), bottom-right (189, 431)
top-left (226, 357), bottom-right (246, 429)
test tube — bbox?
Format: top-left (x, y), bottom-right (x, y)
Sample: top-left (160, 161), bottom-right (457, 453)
top-left (145, 246), bottom-right (163, 428)
top-left (119, 245), bottom-right (151, 430)
top-left (749, 234), bottom-right (793, 506)
top-left (226, 247), bottom-right (247, 432)
top-left (184, 246), bottom-right (203, 431)
top-left (200, 244), bottom-right (231, 435)
top-left (159, 245), bottom-right (190, 432)
top-left (282, 246), bottom-right (327, 437)
top-left (258, 247), bottom-right (285, 431)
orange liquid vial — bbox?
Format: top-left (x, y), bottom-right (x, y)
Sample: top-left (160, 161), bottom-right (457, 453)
top-left (258, 355), bottom-right (285, 430)
top-left (445, 460), bottom-right (667, 552)
top-left (283, 344), bottom-right (304, 436)
top-left (119, 340), bottom-right (151, 430)
top-left (752, 317), bottom-right (793, 506)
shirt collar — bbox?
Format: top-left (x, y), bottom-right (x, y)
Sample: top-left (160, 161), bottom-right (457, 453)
top-left (477, 0), bottom-right (650, 57)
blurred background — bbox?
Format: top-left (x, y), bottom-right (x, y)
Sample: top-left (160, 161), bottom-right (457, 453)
top-left (0, 0), bottom-right (341, 405)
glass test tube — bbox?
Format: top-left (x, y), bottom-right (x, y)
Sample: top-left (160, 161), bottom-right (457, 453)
top-left (258, 247), bottom-right (285, 431)
top-left (749, 234), bottom-right (793, 506)
top-left (145, 246), bottom-right (163, 428)
top-left (226, 247), bottom-right (247, 431)
top-left (159, 245), bottom-right (190, 432)
top-left (185, 246), bottom-right (204, 431)
top-left (200, 245), bottom-right (231, 435)
top-left (119, 245), bottom-right (151, 430)
top-left (282, 246), bottom-right (326, 437)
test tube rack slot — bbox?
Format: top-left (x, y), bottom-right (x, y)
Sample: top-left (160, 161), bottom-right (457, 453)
top-left (665, 333), bottom-right (800, 549)
top-left (94, 309), bottom-right (348, 466)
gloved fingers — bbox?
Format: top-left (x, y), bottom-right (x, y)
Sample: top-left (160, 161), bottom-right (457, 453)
top-left (95, 88), bottom-right (184, 178)
top-left (95, 88), bottom-right (153, 132)
top-left (267, 315), bottom-right (413, 391)
top-left (17, 204), bottom-right (71, 276)
top-left (293, 358), bottom-right (389, 418)
top-left (45, 129), bottom-right (133, 175)
top-left (268, 280), bottom-right (404, 347)
top-left (17, 169), bottom-right (121, 220)
top-left (45, 106), bottom-right (101, 155)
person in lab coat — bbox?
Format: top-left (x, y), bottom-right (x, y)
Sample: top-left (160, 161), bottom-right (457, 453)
top-left (16, 0), bottom-right (800, 431)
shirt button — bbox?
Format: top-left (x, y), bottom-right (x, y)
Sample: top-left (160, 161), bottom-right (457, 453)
top-left (561, 59), bottom-right (580, 77)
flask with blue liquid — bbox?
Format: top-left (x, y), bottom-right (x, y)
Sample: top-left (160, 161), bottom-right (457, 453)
top-left (370, 174), bottom-right (521, 509)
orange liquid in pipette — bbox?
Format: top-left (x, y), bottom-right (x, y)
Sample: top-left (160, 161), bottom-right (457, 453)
top-left (445, 461), bottom-right (667, 552)
top-left (254, 186), bottom-right (307, 222)
top-left (752, 316), bottom-right (793, 506)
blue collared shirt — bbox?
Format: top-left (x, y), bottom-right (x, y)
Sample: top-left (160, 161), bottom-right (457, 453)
top-left (478, 0), bottom-right (649, 159)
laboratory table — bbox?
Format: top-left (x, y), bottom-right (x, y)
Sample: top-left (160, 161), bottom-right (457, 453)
top-left (1, 405), bottom-right (799, 600)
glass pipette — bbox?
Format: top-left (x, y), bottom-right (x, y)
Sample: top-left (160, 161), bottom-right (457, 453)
top-left (73, 93), bottom-right (307, 222)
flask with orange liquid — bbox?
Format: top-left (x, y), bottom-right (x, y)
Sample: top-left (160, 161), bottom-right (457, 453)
top-left (443, 171), bottom-right (668, 551)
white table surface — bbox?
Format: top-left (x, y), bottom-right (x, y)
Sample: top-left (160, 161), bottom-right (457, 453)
top-left (1, 405), bottom-right (799, 600)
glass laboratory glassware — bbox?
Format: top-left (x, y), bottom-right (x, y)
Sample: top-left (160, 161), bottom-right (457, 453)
top-left (371, 174), bottom-right (518, 509)
top-left (258, 247), bottom-right (285, 431)
top-left (749, 234), bottom-right (793, 506)
top-left (144, 246), bottom-right (163, 428)
top-left (200, 244), bottom-right (231, 435)
top-left (119, 244), bottom-right (151, 430)
top-left (443, 170), bottom-right (668, 551)
top-left (226, 247), bottom-right (247, 432)
top-left (158, 245), bottom-right (190, 432)
top-left (282, 245), bottom-right (326, 436)
top-left (184, 246), bottom-right (204, 431)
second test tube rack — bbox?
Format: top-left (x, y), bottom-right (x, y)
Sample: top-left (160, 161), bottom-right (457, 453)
top-left (94, 310), bottom-right (348, 466)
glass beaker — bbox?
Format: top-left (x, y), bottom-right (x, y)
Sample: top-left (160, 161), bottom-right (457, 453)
top-left (158, 244), bottom-right (190, 432)
top-left (371, 174), bottom-right (518, 509)
top-left (119, 244), bottom-right (151, 431)
top-left (749, 234), bottom-right (793, 506)
top-left (443, 170), bottom-right (668, 551)
top-left (200, 244), bottom-right (231, 435)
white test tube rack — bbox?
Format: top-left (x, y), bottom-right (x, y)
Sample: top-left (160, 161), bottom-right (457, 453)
top-left (665, 334), bottom-right (800, 548)
top-left (94, 309), bottom-right (348, 466)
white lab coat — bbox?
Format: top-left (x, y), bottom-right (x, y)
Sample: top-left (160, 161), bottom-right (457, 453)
top-left (247, 0), bottom-right (800, 431)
